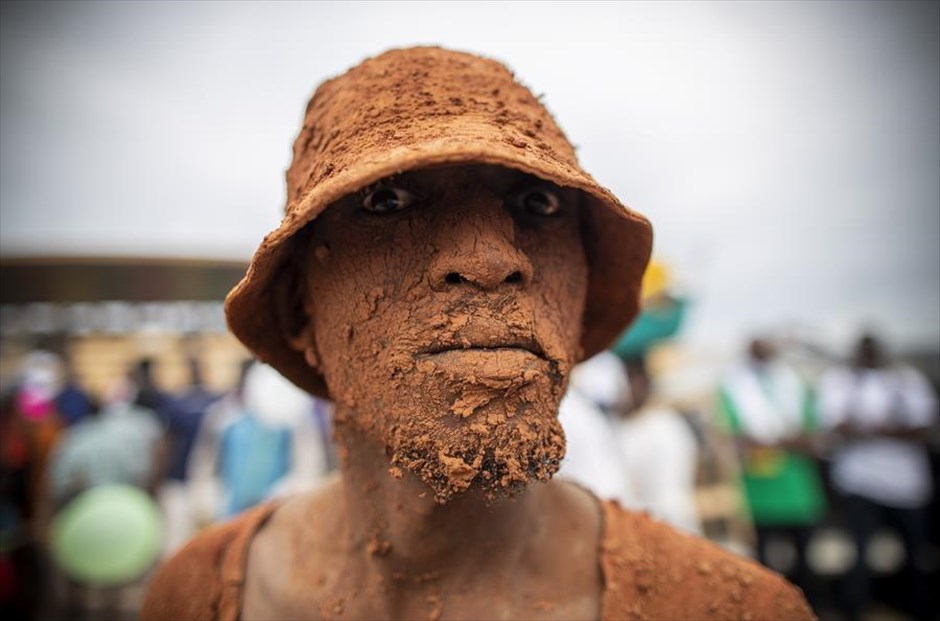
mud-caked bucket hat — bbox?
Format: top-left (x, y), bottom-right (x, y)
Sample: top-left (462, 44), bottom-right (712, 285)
top-left (225, 46), bottom-right (653, 398)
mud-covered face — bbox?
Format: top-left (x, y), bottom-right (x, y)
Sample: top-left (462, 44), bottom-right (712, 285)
top-left (300, 164), bottom-right (588, 502)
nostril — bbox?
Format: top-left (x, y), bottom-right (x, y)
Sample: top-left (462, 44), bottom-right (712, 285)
top-left (445, 272), bottom-right (464, 285)
top-left (505, 271), bottom-right (523, 284)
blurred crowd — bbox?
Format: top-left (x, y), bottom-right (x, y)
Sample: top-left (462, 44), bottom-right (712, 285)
top-left (0, 352), bottom-right (336, 620)
top-left (1, 331), bottom-right (938, 621)
top-left (558, 332), bottom-right (939, 621)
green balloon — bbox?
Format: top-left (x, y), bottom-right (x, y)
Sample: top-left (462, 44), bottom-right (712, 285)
top-left (50, 485), bottom-right (163, 586)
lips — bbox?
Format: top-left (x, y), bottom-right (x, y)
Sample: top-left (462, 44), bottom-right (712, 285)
top-left (419, 335), bottom-right (546, 360)
top-left (415, 332), bottom-right (549, 386)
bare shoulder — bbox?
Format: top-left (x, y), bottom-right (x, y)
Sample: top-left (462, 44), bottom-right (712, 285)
top-left (141, 502), bottom-right (279, 621)
top-left (242, 477), bottom-right (345, 620)
top-left (600, 503), bottom-right (815, 621)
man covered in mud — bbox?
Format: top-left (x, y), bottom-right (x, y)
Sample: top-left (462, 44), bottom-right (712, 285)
top-left (143, 47), bottom-right (815, 620)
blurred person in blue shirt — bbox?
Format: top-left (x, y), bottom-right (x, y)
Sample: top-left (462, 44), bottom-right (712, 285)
top-left (156, 358), bottom-right (221, 556)
top-left (188, 361), bottom-right (330, 524)
top-left (132, 358), bottom-right (171, 416)
top-left (162, 359), bottom-right (220, 483)
top-left (54, 365), bottom-right (95, 428)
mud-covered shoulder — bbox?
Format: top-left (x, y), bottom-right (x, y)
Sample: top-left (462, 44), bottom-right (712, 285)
top-left (762, 574), bottom-right (817, 621)
top-left (140, 519), bottom-right (240, 620)
top-left (600, 501), bottom-right (816, 621)
top-left (141, 502), bottom-right (281, 621)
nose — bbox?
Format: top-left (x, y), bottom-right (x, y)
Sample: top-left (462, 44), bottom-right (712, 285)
top-left (428, 196), bottom-right (534, 292)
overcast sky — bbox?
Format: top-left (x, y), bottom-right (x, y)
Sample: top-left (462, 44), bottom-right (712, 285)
top-left (1, 1), bottom-right (937, 352)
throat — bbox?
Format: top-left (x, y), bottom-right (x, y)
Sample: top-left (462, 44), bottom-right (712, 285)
top-left (288, 419), bottom-right (603, 621)
top-left (336, 421), bottom-right (541, 575)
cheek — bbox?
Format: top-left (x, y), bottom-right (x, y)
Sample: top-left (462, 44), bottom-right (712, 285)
top-left (522, 225), bottom-right (589, 353)
top-left (305, 220), bottom-right (432, 394)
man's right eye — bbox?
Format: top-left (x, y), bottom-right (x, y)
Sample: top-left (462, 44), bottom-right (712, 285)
top-left (511, 187), bottom-right (563, 217)
top-left (361, 187), bottom-right (414, 214)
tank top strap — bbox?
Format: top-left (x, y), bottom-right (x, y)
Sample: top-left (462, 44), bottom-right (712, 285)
top-left (218, 501), bottom-right (283, 621)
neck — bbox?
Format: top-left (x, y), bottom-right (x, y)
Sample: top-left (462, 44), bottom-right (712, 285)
top-left (335, 419), bottom-right (540, 575)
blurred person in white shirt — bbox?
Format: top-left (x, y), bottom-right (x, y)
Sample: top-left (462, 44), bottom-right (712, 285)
top-left (818, 333), bottom-right (938, 621)
top-left (557, 351), bottom-right (631, 505)
top-left (48, 376), bottom-right (162, 508)
top-left (616, 356), bottom-right (702, 535)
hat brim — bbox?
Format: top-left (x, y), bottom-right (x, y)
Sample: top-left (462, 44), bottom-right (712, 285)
top-left (225, 134), bottom-right (652, 398)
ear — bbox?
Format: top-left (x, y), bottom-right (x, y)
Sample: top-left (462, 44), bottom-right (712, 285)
top-left (274, 262), bottom-right (321, 370)
top-left (287, 322), bottom-right (320, 370)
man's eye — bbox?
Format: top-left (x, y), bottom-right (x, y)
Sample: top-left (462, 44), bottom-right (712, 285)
top-left (515, 188), bottom-right (561, 216)
top-left (361, 187), bottom-right (414, 214)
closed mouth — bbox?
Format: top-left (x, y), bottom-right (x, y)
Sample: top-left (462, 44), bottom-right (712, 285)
top-left (419, 337), bottom-right (546, 360)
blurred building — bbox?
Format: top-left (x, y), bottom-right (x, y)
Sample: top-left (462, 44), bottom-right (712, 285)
top-left (0, 257), bottom-right (250, 395)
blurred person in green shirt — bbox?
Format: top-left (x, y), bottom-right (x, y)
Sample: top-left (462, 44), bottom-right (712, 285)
top-left (719, 338), bottom-right (826, 607)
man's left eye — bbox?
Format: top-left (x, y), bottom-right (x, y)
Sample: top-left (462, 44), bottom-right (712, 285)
top-left (362, 187), bottom-right (414, 214)
top-left (515, 188), bottom-right (562, 217)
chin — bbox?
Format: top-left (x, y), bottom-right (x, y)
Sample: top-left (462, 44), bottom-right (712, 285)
top-left (384, 377), bottom-right (568, 504)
